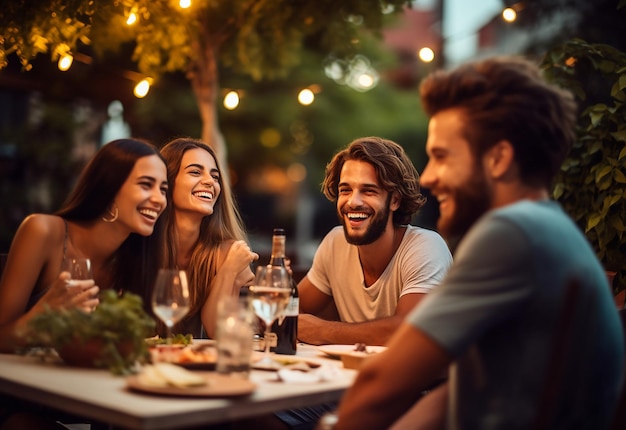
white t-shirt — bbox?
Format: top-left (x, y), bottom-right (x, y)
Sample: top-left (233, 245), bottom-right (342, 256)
top-left (307, 225), bottom-right (452, 322)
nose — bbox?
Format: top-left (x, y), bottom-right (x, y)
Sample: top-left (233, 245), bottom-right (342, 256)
top-left (201, 173), bottom-right (215, 186)
top-left (151, 187), bottom-right (167, 207)
top-left (347, 191), bottom-right (363, 207)
top-left (420, 161), bottom-right (435, 189)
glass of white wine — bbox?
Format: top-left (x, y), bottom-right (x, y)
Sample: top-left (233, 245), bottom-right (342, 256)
top-left (151, 269), bottom-right (190, 345)
top-left (62, 257), bottom-right (95, 311)
top-left (248, 264), bottom-right (292, 369)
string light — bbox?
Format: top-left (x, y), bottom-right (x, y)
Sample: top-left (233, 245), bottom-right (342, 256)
top-left (126, 7), bottom-right (138, 25)
top-left (223, 91), bottom-right (240, 110)
top-left (502, 7), bottom-right (517, 22)
top-left (58, 54), bottom-right (73, 71)
top-left (134, 78), bottom-right (152, 98)
top-left (298, 88), bottom-right (314, 106)
top-left (418, 47), bottom-right (435, 63)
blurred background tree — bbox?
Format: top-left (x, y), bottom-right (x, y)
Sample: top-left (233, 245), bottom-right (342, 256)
top-left (0, 0), bottom-right (434, 263)
top-left (0, 0), bottom-right (413, 166)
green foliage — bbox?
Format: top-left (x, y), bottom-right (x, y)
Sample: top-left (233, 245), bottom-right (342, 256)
top-left (542, 39), bottom-right (626, 294)
top-left (1, 0), bottom-right (412, 80)
top-left (24, 290), bottom-right (156, 375)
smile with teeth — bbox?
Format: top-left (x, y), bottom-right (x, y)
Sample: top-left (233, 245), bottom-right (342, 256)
top-left (139, 208), bottom-right (159, 220)
top-left (193, 191), bottom-right (213, 201)
top-left (346, 212), bottom-right (369, 220)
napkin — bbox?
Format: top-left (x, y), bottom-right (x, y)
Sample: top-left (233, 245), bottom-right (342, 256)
top-left (277, 363), bottom-right (345, 384)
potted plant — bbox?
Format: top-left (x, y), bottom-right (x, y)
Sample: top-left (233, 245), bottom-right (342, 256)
top-left (541, 38), bottom-right (626, 300)
top-left (24, 290), bottom-right (156, 374)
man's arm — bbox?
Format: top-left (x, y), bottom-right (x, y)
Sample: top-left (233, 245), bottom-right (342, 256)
top-left (298, 287), bottom-right (426, 346)
top-left (334, 323), bottom-right (452, 430)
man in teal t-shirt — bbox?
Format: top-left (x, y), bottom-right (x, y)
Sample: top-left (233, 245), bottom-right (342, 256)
top-left (329, 57), bottom-right (625, 429)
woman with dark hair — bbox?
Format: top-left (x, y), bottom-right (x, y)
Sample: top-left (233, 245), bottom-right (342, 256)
top-left (0, 138), bottom-right (168, 353)
top-left (159, 137), bottom-right (258, 339)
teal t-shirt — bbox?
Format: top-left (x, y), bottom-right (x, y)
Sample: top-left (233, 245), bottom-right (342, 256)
top-left (409, 200), bottom-right (624, 429)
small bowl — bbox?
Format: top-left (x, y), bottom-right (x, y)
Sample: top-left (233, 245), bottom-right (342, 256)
top-left (340, 352), bottom-right (373, 370)
top-left (57, 338), bottom-right (135, 368)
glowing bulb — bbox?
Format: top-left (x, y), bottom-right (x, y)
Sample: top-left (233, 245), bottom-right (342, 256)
top-left (126, 10), bottom-right (138, 25)
top-left (298, 89), bottom-right (314, 106)
top-left (502, 8), bottom-right (517, 22)
top-left (418, 47), bottom-right (435, 63)
top-left (223, 91), bottom-right (239, 110)
top-left (179, 0), bottom-right (191, 8)
top-left (134, 78), bottom-right (151, 98)
top-left (357, 73), bottom-right (374, 89)
top-left (58, 54), bottom-right (73, 71)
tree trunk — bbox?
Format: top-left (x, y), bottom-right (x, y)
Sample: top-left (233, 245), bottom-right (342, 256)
top-left (188, 33), bottom-right (228, 173)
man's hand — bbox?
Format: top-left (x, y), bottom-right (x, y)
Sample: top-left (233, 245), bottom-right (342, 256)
top-left (297, 313), bottom-right (328, 345)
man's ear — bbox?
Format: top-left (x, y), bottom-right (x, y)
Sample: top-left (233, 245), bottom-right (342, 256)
top-left (485, 140), bottom-right (515, 179)
top-left (390, 192), bottom-right (401, 211)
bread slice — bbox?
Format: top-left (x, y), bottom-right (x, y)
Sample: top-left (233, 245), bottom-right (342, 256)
top-left (138, 363), bottom-right (207, 387)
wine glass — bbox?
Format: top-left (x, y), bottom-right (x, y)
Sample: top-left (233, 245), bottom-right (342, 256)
top-left (63, 257), bottom-right (93, 282)
top-left (62, 257), bottom-right (95, 311)
top-left (248, 264), bottom-right (292, 369)
top-left (151, 269), bottom-right (190, 345)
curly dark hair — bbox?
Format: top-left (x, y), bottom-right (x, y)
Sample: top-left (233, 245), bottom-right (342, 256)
top-left (420, 56), bottom-right (577, 189)
top-left (322, 136), bottom-right (426, 226)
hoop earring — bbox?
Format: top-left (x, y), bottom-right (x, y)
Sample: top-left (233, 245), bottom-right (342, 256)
top-left (102, 206), bottom-right (119, 223)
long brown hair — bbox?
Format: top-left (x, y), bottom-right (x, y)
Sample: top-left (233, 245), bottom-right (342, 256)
top-left (159, 138), bottom-right (247, 337)
top-left (56, 138), bottom-right (166, 309)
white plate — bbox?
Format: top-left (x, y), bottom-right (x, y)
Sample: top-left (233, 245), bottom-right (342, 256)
top-left (251, 352), bottom-right (322, 371)
top-left (126, 372), bottom-right (256, 397)
top-left (316, 344), bottom-right (387, 359)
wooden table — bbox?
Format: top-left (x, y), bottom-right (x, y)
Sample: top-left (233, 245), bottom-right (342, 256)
top-left (0, 344), bottom-right (355, 429)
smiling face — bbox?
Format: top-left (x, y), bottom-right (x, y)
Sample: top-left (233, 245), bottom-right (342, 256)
top-left (337, 160), bottom-right (398, 246)
top-left (172, 148), bottom-right (222, 217)
top-left (420, 108), bottom-right (491, 241)
top-left (113, 154), bottom-right (168, 236)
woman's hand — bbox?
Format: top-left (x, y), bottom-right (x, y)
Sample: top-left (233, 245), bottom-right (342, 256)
top-left (223, 240), bottom-right (259, 273)
top-left (36, 271), bottom-right (99, 313)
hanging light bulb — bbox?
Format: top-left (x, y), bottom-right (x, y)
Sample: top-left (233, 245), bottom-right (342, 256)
top-left (223, 91), bottom-right (240, 110)
top-left (502, 7), bottom-right (517, 22)
top-left (418, 47), bottom-right (435, 63)
top-left (134, 78), bottom-right (152, 98)
top-left (58, 54), bottom-right (73, 71)
top-left (298, 88), bottom-right (314, 106)
top-left (126, 7), bottom-right (138, 25)
top-left (179, 0), bottom-right (192, 8)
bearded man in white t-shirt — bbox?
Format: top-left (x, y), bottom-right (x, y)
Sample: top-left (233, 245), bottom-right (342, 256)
top-left (297, 136), bottom-right (452, 346)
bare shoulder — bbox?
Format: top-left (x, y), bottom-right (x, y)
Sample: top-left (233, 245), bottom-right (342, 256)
top-left (17, 214), bottom-right (64, 242)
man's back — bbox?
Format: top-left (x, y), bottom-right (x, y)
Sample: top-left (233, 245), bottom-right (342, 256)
top-left (411, 200), bottom-right (624, 429)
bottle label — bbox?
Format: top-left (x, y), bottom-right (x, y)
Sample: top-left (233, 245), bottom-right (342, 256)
top-left (283, 297), bottom-right (299, 317)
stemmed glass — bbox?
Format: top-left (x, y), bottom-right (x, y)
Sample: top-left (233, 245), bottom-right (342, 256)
top-left (151, 269), bottom-right (190, 345)
top-left (62, 257), bottom-right (95, 312)
top-left (248, 264), bottom-right (292, 369)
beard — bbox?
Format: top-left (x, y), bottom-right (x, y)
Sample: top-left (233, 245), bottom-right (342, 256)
top-left (339, 193), bottom-right (392, 246)
top-left (438, 168), bottom-right (491, 247)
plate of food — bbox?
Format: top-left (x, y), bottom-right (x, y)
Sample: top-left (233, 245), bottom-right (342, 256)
top-left (127, 363), bottom-right (256, 397)
top-left (148, 342), bottom-right (217, 370)
top-left (251, 353), bottom-right (323, 371)
top-left (316, 343), bottom-right (387, 359)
